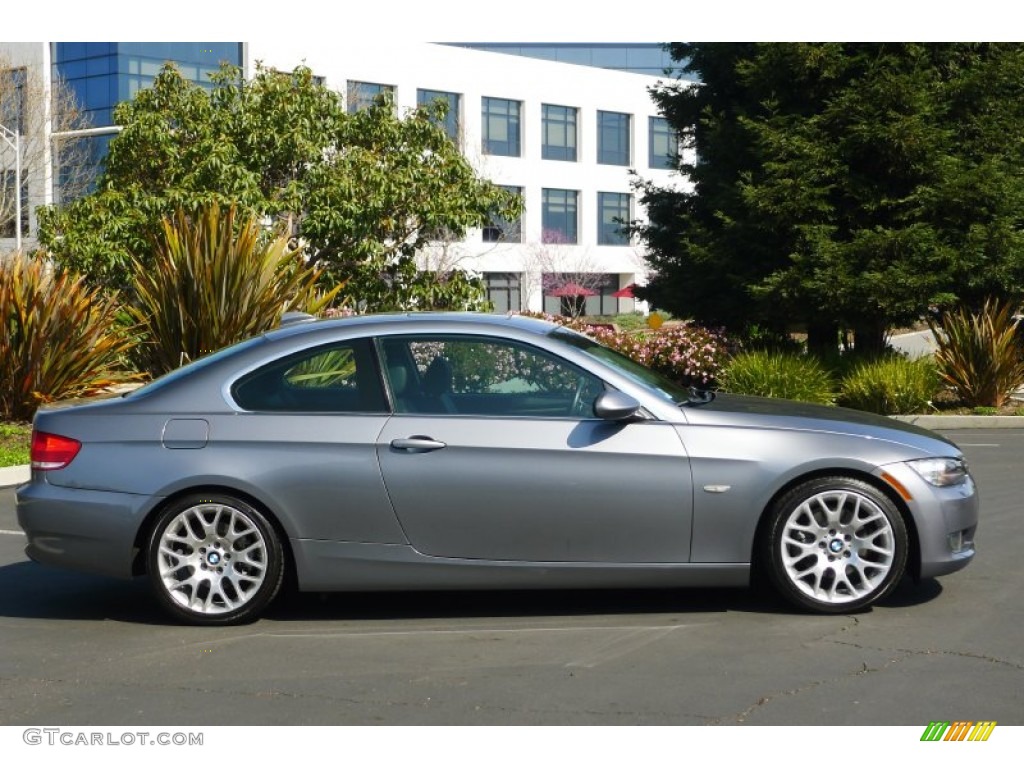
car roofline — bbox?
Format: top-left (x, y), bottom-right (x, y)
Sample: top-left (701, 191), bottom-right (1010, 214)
top-left (262, 311), bottom-right (560, 343)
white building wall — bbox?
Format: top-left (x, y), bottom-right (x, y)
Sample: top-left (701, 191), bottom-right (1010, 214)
top-left (246, 42), bottom-right (689, 313)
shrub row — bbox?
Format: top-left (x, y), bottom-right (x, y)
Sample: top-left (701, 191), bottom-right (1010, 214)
top-left (719, 350), bottom-right (941, 414)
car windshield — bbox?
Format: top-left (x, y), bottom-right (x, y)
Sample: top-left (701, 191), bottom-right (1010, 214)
top-left (549, 327), bottom-right (694, 405)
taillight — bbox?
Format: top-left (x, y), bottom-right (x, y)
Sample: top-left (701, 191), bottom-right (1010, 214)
top-left (30, 430), bottom-right (82, 470)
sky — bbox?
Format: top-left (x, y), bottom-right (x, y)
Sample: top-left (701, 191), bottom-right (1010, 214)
top-left (6, 0), bottom-right (1021, 43)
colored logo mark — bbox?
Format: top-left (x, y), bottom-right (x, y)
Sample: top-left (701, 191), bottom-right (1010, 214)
top-left (920, 721), bottom-right (997, 742)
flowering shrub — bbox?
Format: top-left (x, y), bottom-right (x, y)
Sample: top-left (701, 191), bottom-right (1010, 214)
top-left (518, 312), bottom-right (730, 388)
top-left (409, 338), bottom-right (581, 393)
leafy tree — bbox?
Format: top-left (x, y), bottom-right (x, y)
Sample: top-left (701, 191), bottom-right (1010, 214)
top-left (635, 43), bottom-right (1024, 355)
top-left (37, 63), bottom-right (520, 311)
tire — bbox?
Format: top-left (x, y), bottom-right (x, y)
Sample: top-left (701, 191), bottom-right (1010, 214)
top-left (761, 476), bottom-right (908, 613)
top-left (147, 493), bottom-right (284, 625)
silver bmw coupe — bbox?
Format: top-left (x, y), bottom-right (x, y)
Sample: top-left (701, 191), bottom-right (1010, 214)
top-left (17, 313), bottom-right (978, 624)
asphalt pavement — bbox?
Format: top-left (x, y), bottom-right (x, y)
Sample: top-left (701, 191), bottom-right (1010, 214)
top-left (0, 429), bottom-right (1020, 726)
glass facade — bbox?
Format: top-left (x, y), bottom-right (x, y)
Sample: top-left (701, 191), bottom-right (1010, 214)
top-left (542, 104), bottom-right (577, 162)
top-left (649, 116), bottom-right (676, 169)
top-left (347, 81), bottom-right (394, 113)
top-left (597, 110), bottom-right (630, 166)
top-left (482, 97), bottom-right (521, 157)
top-left (417, 88), bottom-right (460, 141)
top-left (447, 44), bottom-right (680, 77)
top-left (598, 192), bottom-right (631, 245)
top-left (542, 188), bottom-right (578, 244)
top-left (50, 43), bottom-right (243, 200)
top-left (53, 43), bottom-right (243, 128)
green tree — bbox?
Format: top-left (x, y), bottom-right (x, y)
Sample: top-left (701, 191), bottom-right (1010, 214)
top-left (635, 43), bottom-right (1024, 355)
top-left (37, 63), bottom-right (520, 311)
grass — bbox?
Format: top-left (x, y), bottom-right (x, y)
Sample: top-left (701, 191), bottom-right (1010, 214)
top-left (0, 422), bottom-right (31, 468)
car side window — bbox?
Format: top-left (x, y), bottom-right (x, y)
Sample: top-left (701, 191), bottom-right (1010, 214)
top-left (232, 338), bottom-right (387, 413)
top-left (380, 335), bottom-right (604, 418)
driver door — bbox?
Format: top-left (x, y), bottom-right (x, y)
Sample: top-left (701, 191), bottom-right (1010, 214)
top-left (375, 334), bottom-right (693, 563)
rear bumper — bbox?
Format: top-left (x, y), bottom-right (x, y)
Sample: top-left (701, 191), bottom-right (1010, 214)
top-left (16, 479), bottom-right (155, 579)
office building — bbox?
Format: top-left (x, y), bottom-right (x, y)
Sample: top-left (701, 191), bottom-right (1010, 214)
top-left (1, 41), bottom-right (691, 314)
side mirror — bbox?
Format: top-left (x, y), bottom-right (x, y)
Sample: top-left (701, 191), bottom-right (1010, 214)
top-left (593, 390), bottom-right (642, 422)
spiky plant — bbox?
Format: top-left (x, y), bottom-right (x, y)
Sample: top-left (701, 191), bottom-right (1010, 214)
top-left (0, 252), bottom-right (138, 421)
top-left (128, 202), bottom-right (339, 376)
top-left (720, 350), bottom-right (836, 404)
top-left (928, 298), bottom-right (1024, 408)
top-left (838, 355), bottom-right (940, 415)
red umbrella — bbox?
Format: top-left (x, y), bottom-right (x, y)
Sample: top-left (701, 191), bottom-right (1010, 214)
top-left (612, 284), bottom-right (636, 299)
top-left (548, 282), bottom-right (598, 297)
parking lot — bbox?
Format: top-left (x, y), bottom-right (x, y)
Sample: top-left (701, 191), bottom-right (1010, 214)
top-left (0, 429), bottom-right (1021, 726)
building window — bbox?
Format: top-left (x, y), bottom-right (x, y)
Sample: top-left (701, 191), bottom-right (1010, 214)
top-left (598, 192), bottom-right (631, 246)
top-left (649, 116), bottom-right (677, 169)
top-left (483, 185), bottom-right (523, 243)
top-left (597, 110), bottom-right (630, 166)
top-left (484, 273), bottom-right (522, 313)
top-left (542, 273), bottom-right (617, 317)
top-left (347, 81), bottom-right (394, 113)
top-left (542, 104), bottom-right (577, 162)
top-left (482, 97), bottom-right (521, 157)
top-left (542, 188), bottom-right (578, 245)
top-left (417, 89), bottom-right (460, 142)
top-left (0, 67), bottom-right (27, 133)
top-left (1, 172), bottom-right (29, 239)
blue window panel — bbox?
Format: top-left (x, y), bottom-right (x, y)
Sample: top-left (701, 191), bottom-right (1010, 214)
top-left (542, 104), bottom-right (577, 162)
top-left (598, 192), bottom-right (631, 245)
top-left (542, 188), bottom-right (579, 244)
top-left (417, 89), bottom-right (460, 141)
top-left (598, 111), bottom-right (631, 166)
top-left (482, 97), bottom-right (521, 157)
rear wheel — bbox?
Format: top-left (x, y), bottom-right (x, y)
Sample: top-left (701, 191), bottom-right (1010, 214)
top-left (762, 477), bottom-right (907, 613)
top-left (147, 493), bottom-right (284, 625)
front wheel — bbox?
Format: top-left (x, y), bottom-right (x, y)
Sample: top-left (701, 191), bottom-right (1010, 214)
top-left (761, 477), bottom-right (908, 613)
top-left (147, 493), bottom-right (284, 625)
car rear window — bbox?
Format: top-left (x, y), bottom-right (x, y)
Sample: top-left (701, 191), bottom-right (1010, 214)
top-left (231, 338), bottom-right (387, 413)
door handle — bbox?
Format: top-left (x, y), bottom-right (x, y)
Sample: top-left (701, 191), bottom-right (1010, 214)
top-left (390, 436), bottom-right (447, 453)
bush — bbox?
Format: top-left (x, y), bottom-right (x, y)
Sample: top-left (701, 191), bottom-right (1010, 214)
top-left (0, 252), bottom-right (138, 421)
top-left (720, 351), bottom-right (835, 404)
top-left (838, 355), bottom-right (940, 414)
top-left (928, 298), bottom-right (1024, 408)
top-left (592, 325), bottom-right (729, 387)
top-left (519, 312), bottom-right (730, 387)
top-left (128, 202), bottom-right (339, 376)
top-left (0, 422), bottom-right (32, 467)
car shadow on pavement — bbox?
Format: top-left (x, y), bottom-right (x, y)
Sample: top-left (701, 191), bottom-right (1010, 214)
top-left (0, 560), bottom-right (944, 625)
top-left (0, 561), bottom-right (171, 624)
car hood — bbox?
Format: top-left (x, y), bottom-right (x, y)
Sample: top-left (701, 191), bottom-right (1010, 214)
top-left (678, 393), bottom-right (960, 457)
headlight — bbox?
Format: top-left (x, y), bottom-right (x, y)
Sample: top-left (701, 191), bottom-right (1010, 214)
top-left (907, 457), bottom-right (969, 487)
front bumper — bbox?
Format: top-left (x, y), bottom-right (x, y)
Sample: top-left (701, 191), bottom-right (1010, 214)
top-left (877, 462), bottom-right (979, 579)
